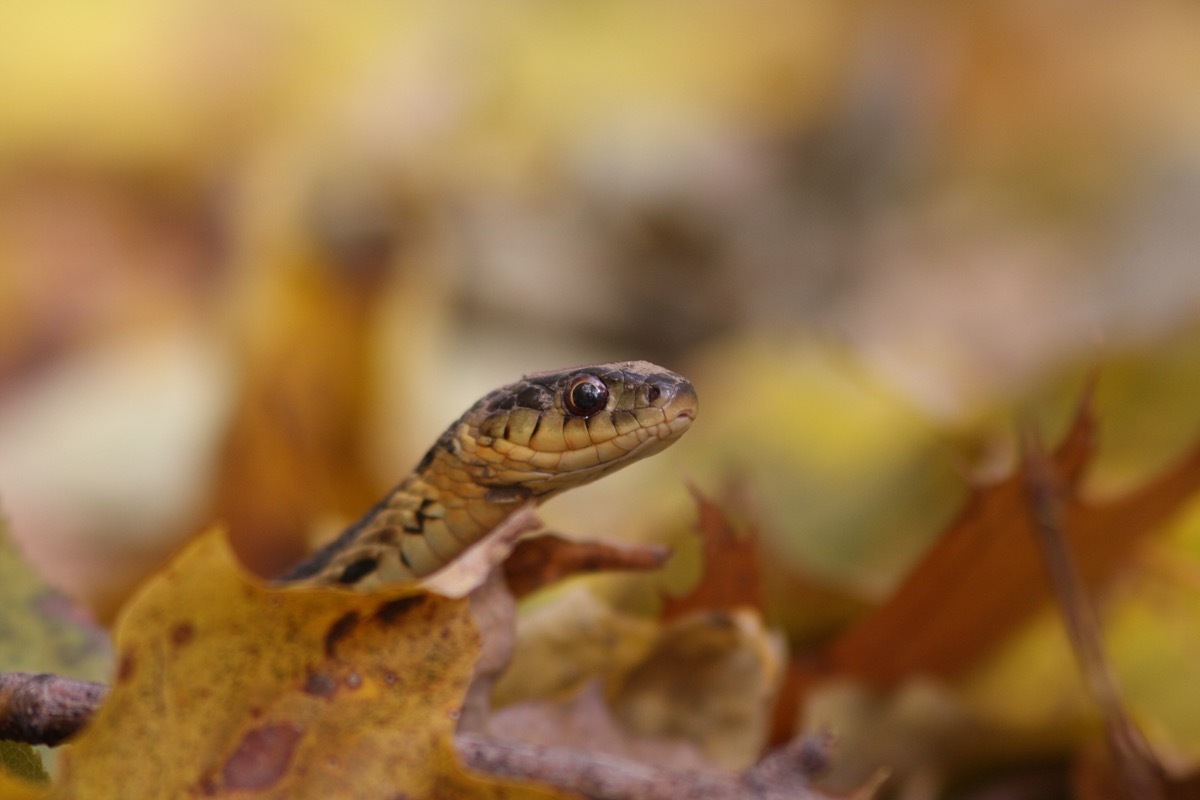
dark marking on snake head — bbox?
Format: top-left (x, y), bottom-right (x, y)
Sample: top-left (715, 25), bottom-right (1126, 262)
top-left (324, 611), bottom-right (360, 658)
top-left (221, 722), bottom-right (305, 791)
top-left (303, 671), bottom-right (337, 698)
top-left (375, 595), bottom-right (427, 625)
top-left (337, 557), bottom-right (378, 584)
top-left (516, 383), bottom-right (551, 410)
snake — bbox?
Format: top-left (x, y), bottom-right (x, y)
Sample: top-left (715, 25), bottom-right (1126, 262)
top-left (279, 360), bottom-right (697, 589)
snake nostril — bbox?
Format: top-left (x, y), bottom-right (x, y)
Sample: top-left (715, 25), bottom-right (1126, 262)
top-left (646, 379), bottom-right (674, 405)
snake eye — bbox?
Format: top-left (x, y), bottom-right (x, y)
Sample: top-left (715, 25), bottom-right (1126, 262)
top-left (564, 374), bottom-right (609, 417)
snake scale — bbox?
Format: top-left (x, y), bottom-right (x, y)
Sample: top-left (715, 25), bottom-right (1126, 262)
top-left (280, 361), bottom-right (697, 589)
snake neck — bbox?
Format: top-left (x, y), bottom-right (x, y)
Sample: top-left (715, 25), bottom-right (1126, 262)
top-left (277, 424), bottom-right (534, 587)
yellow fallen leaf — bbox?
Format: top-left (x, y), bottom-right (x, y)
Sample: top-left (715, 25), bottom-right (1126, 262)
top-left (614, 609), bottom-right (785, 771)
top-left (0, 769), bottom-right (45, 800)
top-left (52, 527), bottom-right (571, 799)
top-left (494, 586), bottom-right (659, 708)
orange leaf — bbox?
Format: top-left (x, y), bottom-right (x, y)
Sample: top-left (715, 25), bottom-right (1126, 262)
top-left (826, 386), bottom-right (1200, 685)
top-left (503, 534), bottom-right (671, 600)
top-left (662, 486), bottom-right (765, 621)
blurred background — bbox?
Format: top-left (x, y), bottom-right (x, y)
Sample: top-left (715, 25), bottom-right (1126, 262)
top-left (3, 1), bottom-right (1200, 795)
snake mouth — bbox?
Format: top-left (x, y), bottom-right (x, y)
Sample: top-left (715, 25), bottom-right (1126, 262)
top-left (661, 380), bottom-right (698, 428)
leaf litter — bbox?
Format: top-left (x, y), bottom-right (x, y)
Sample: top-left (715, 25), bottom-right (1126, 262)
top-left (6, 377), bottom-right (1200, 797)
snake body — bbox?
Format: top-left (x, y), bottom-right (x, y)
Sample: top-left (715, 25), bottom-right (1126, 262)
top-left (280, 360), bottom-right (697, 589)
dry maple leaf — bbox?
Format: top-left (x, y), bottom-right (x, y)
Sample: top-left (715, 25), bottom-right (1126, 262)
top-left (662, 484), bottom-right (767, 620)
top-left (826, 384), bottom-right (1200, 685)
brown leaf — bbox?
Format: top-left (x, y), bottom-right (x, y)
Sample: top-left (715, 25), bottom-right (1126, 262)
top-left (503, 534), bottom-right (672, 599)
top-left (1074, 741), bottom-right (1200, 800)
top-left (663, 485), bottom-right (765, 620)
top-left (826, 384), bottom-right (1200, 685)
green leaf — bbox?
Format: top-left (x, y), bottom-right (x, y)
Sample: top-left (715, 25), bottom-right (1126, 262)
top-left (0, 741), bottom-right (48, 785)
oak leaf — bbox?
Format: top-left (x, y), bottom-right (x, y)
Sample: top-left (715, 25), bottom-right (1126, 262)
top-left (662, 485), bottom-right (766, 620)
top-left (827, 388), bottom-right (1200, 684)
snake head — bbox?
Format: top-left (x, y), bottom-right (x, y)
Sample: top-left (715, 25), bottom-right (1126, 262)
top-left (458, 360), bottom-right (697, 498)
top-left (280, 361), bottom-right (698, 585)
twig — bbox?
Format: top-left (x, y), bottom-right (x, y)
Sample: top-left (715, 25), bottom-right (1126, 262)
top-left (0, 672), bottom-right (107, 746)
top-left (1019, 423), bottom-right (1166, 800)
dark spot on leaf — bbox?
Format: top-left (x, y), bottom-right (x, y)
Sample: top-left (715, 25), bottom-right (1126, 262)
top-left (170, 622), bottom-right (195, 647)
top-left (303, 671), bottom-right (337, 698)
top-left (324, 611), bottom-right (360, 658)
top-left (337, 557), bottom-right (378, 584)
top-left (374, 595), bottom-right (426, 625)
top-left (116, 649), bottom-right (136, 683)
top-left (383, 670), bottom-right (397, 686)
top-left (222, 723), bottom-right (304, 791)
